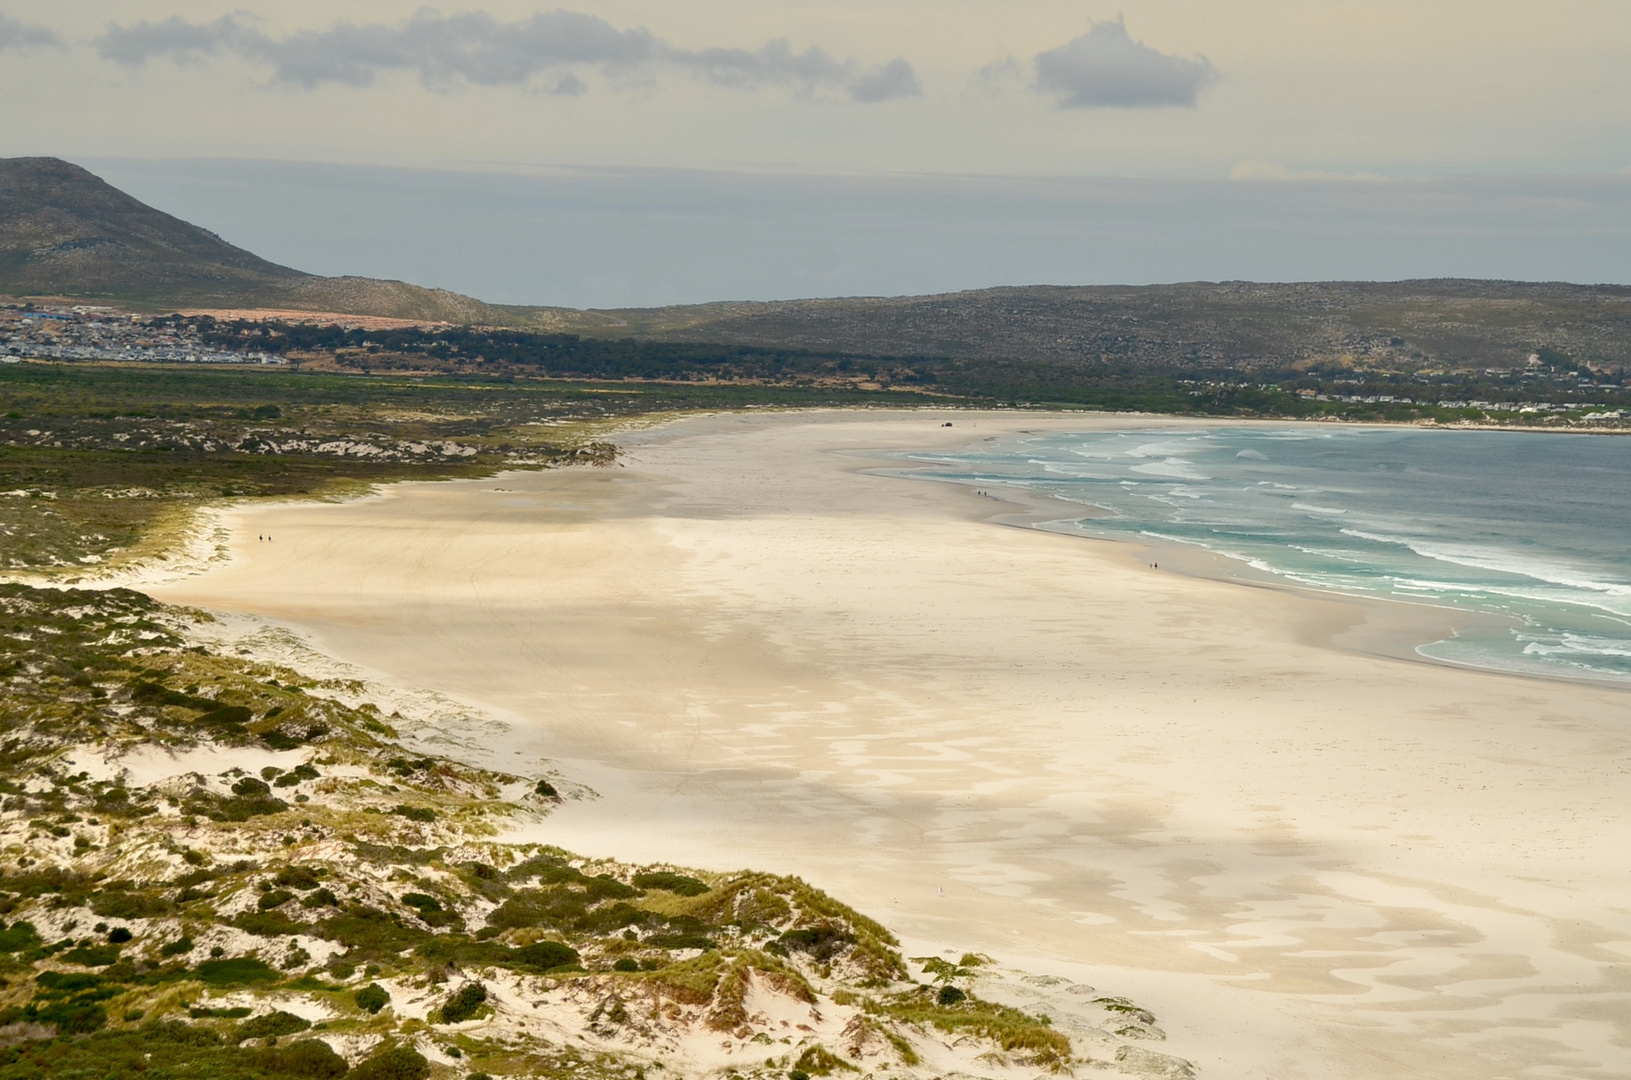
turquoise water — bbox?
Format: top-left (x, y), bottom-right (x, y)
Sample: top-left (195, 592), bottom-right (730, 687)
top-left (899, 425), bottom-right (1631, 683)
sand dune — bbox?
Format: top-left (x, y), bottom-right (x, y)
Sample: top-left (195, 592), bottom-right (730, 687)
top-left (150, 411), bottom-right (1631, 1080)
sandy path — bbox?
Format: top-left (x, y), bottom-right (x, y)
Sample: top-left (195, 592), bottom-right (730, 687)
top-left (151, 411), bottom-right (1631, 1080)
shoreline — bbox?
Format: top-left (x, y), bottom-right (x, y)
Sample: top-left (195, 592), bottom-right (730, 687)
top-left (860, 415), bottom-right (1631, 692)
top-left (143, 408), bottom-right (1631, 1080)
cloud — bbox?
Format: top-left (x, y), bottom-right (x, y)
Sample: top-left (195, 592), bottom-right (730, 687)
top-left (848, 58), bottom-right (923, 103)
top-left (97, 14), bottom-right (244, 65)
top-left (0, 12), bottom-right (61, 52)
top-left (1032, 19), bottom-right (1215, 108)
top-left (96, 8), bottom-right (920, 103)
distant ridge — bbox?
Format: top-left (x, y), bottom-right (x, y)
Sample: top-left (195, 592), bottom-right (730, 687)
top-left (0, 157), bottom-right (516, 323)
top-left (538, 278), bottom-right (1631, 369)
top-left (2, 157), bottom-right (1628, 370)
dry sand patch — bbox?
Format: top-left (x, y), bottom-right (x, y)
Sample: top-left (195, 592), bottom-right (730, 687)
top-left (151, 411), bottom-right (1631, 1080)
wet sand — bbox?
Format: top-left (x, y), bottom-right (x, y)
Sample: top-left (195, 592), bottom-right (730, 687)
top-left (151, 410), bottom-right (1631, 1079)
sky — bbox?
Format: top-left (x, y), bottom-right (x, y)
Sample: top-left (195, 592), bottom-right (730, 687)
top-left (7, 3), bottom-right (1631, 305)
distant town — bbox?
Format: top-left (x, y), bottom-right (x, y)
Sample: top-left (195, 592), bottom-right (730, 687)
top-left (4, 301), bottom-right (1629, 428)
top-left (1, 304), bottom-right (281, 365)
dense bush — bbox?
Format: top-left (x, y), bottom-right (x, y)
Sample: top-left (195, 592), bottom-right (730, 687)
top-left (437, 982), bottom-right (487, 1024)
top-left (233, 1010), bottom-right (312, 1043)
top-left (275, 865), bottom-right (322, 890)
top-left (777, 926), bottom-right (854, 962)
top-left (159, 935), bottom-right (193, 957)
top-left (507, 940), bottom-right (579, 971)
top-left (259, 889), bottom-right (297, 910)
top-left (192, 957), bottom-right (280, 986)
top-left (350, 1045), bottom-right (429, 1080)
top-left (255, 1039), bottom-right (348, 1077)
top-left (631, 871), bottom-right (709, 896)
top-left (0, 1022), bottom-right (349, 1080)
top-left (353, 983), bottom-right (390, 1015)
top-left (0, 922), bottom-right (41, 952)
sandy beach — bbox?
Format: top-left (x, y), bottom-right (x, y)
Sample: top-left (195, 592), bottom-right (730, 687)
top-left (150, 410), bottom-right (1631, 1080)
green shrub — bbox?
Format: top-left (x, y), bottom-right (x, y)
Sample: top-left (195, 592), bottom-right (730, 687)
top-left (506, 940), bottom-right (580, 971)
top-left (233, 910), bottom-right (304, 937)
top-left (937, 985), bottom-right (966, 1006)
top-left (107, 926), bottom-right (133, 944)
top-left (0, 921), bottom-right (41, 952)
top-left (351, 1045), bottom-right (430, 1080)
top-left (354, 983), bottom-right (390, 1014)
top-left (61, 943), bottom-right (120, 967)
top-left (192, 789), bottom-right (290, 821)
top-left (645, 933), bottom-right (716, 951)
top-left (192, 957), bottom-right (279, 985)
top-left (612, 958), bottom-right (639, 972)
top-left (231, 777), bottom-right (272, 798)
top-left (232, 1009), bottom-right (312, 1043)
top-left (438, 982), bottom-right (487, 1024)
top-left (91, 889), bottom-right (171, 918)
top-left (159, 934), bottom-right (193, 957)
top-left (31, 998), bottom-right (107, 1034)
top-left (259, 889), bottom-right (296, 910)
top-left (4, 972), bottom-right (119, 1035)
top-left (777, 926), bottom-right (854, 961)
top-left (391, 805), bottom-right (436, 823)
top-left (533, 779), bottom-right (558, 798)
top-left (485, 888), bottom-right (584, 930)
top-left (313, 904), bottom-right (429, 959)
top-left (399, 893), bottom-right (441, 913)
top-left (275, 865), bottom-right (322, 890)
top-left (631, 871), bottom-right (708, 896)
top-left (584, 876), bottom-right (639, 901)
top-left (273, 765), bottom-right (320, 788)
top-left (255, 1038), bottom-right (349, 1077)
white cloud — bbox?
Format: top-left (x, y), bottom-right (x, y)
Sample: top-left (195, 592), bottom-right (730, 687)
top-left (848, 58), bottom-right (922, 103)
top-left (96, 8), bottom-right (921, 103)
top-left (96, 14), bottom-right (243, 65)
top-left (1033, 19), bottom-right (1215, 108)
top-left (0, 11), bottom-right (61, 52)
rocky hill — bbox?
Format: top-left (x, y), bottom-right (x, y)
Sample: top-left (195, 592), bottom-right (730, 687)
top-left (535, 279), bottom-right (1631, 372)
top-left (0, 158), bottom-right (512, 324)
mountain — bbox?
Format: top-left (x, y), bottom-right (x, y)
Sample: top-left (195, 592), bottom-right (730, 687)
top-left (4, 157), bottom-right (1628, 372)
top-left (0, 157), bottom-right (513, 323)
top-left (535, 280), bottom-right (1631, 371)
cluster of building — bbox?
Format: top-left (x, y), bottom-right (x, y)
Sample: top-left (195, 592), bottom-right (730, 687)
top-left (1293, 388), bottom-right (1621, 415)
top-left (0, 305), bottom-right (279, 365)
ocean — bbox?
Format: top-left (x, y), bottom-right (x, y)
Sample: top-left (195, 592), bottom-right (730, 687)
top-left (898, 424), bottom-right (1631, 684)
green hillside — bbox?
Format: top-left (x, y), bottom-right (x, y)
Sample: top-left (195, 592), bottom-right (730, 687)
top-left (0, 157), bottom-right (515, 323)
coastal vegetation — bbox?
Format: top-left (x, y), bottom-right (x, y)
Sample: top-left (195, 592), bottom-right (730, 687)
top-left (0, 581), bottom-right (1189, 1078)
top-left (0, 360), bottom-right (939, 574)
